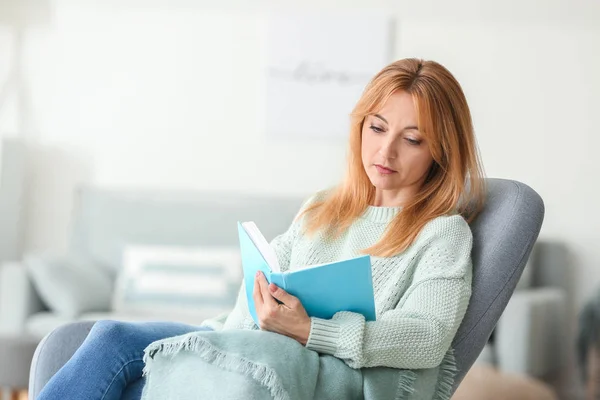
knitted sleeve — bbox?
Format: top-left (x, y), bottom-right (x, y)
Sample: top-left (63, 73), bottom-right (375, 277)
top-left (305, 215), bottom-right (473, 369)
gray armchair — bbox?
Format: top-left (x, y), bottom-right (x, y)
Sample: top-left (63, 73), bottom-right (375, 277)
top-left (29, 178), bottom-right (547, 399)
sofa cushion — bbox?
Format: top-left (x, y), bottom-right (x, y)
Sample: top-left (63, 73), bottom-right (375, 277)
top-left (26, 310), bottom-right (216, 340)
top-left (79, 311), bottom-right (212, 326)
top-left (112, 245), bottom-right (241, 320)
top-left (26, 312), bottom-right (74, 339)
top-left (25, 253), bottom-right (113, 318)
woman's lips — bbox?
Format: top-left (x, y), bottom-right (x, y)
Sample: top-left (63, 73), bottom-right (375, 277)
top-left (375, 164), bottom-right (396, 174)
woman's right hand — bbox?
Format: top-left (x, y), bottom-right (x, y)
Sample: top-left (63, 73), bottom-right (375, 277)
top-left (253, 272), bottom-right (311, 345)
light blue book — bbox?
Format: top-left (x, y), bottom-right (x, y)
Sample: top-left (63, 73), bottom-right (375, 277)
top-left (238, 221), bottom-right (376, 326)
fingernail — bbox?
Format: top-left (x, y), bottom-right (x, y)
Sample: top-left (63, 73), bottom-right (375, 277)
top-left (255, 271), bottom-right (260, 278)
top-left (269, 284), bottom-right (276, 292)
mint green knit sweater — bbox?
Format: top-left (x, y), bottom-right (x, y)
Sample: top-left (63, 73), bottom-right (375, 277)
top-left (202, 194), bottom-right (473, 371)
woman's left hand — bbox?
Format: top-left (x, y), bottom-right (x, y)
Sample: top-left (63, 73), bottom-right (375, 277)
top-left (253, 271), bottom-right (311, 345)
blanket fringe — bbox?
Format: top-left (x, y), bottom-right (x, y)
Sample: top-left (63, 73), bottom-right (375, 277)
top-left (143, 333), bottom-right (291, 400)
top-left (432, 349), bottom-right (458, 400)
top-left (394, 370), bottom-right (418, 400)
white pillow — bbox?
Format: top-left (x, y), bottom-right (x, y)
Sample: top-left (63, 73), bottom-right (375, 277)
top-left (112, 246), bottom-right (242, 321)
top-left (25, 253), bottom-right (113, 318)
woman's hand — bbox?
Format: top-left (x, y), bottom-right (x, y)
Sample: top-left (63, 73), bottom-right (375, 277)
top-left (253, 271), bottom-right (311, 345)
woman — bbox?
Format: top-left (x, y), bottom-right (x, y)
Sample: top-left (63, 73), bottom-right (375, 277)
top-left (38, 58), bottom-right (485, 399)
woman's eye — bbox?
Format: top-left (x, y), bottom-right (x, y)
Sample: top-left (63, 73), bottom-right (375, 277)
top-left (406, 138), bottom-right (421, 145)
top-left (369, 125), bottom-right (384, 133)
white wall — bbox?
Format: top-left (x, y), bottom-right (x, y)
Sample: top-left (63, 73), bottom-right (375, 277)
top-left (1, 1), bottom-right (599, 309)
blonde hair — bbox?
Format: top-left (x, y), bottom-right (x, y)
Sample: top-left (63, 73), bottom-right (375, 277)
top-left (302, 58), bottom-right (486, 257)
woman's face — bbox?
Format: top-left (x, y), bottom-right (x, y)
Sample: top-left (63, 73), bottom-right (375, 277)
top-left (361, 90), bottom-right (434, 206)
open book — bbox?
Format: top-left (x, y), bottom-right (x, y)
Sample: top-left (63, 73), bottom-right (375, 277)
top-left (238, 221), bottom-right (376, 326)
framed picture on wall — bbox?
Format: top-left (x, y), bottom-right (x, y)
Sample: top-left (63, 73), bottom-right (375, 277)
top-left (264, 11), bottom-right (395, 140)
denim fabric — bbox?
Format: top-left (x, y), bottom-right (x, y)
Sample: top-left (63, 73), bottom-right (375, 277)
top-left (37, 320), bottom-right (211, 400)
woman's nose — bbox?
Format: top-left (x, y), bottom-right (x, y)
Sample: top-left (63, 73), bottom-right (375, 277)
top-left (378, 141), bottom-right (397, 159)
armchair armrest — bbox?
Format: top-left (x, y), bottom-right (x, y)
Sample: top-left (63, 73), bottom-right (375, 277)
top-left (495, 287), bottom-right (567, 378)
top-left (0, 262), bottom-right (46, 334)
top-left (29, 321), bottom-right (96, 398)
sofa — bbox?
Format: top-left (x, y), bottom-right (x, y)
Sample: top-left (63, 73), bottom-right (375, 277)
top-left (476, 241), bottom-right (568, 378)
top-left (0, 185), bottom-right (567, 391)
top-left (0, 186), bottom-right (306, 398)
top-left (0, 138), bottom-right (27, 263)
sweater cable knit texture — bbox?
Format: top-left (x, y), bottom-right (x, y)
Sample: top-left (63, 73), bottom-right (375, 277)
top-left (202, 193), bottom-right (473, 371)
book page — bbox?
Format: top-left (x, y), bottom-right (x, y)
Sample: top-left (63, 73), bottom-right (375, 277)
top-left (289, 255), bottom-right (367, 273)
top-left (241, 221), bottom-right (281, 273)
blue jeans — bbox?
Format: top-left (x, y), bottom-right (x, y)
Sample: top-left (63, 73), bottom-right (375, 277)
top-left (37, 320), bottom-right (211, 400)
